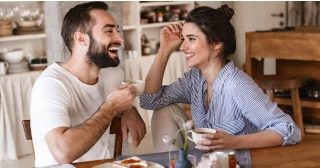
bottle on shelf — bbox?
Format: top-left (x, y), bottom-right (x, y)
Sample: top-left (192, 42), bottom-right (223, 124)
top-left (157, 10), bottom-right (164, 23)
top-left (172, 8), bottom-right (181, 21)
top-left (181, 9), bottom-right (188, 20)
top-left (141, 34), bottom-right (151, 56)
top-left (163, 5), bottom-right (172, 22)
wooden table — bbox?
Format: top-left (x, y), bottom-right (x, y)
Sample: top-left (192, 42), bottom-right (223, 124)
top-left (72, 134), bottom-right (320, 168)
top-left (250, 133), bottom-right (320, 168)
top-left (72, 158), bottom-right (114, 168)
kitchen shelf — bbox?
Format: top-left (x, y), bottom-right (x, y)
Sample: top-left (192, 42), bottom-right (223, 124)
top-left (122, 1), bottom-right (194, 57)
top-left (123, 25), bottom-right (138, 31)
top-left (133, 51), bottom-right (183, 58)
top-left (140, 20), bottom-right (184, 29)
top-left (0, 1), bottom-right (46, 64)
top-left (140, 1), bottom-right (194, 7)
top-left (0, 33), bottom-right (46, 42)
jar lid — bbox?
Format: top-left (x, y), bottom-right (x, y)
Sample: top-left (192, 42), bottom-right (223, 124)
top-left (228, 151), bottom-right (236, 155)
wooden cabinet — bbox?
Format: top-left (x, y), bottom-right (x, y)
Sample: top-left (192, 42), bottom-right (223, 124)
top-left (245, 26), bottom-right (320, 110)
top-left (121, 1), bottom-right (194, 57)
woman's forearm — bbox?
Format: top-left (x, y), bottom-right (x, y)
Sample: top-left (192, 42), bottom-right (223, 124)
top-left (234, 130), bottom-right (284, 149)
top-left (144, 48), bottom-right (173, 93)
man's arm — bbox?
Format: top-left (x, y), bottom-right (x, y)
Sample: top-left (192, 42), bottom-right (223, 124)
top-left (45, 84), bottom-right (135, 164)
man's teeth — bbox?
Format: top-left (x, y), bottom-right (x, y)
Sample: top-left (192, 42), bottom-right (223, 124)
top-left (186, 54), bottom-right (194, 57)
top-left (109, 47), bottom-right (119, 51)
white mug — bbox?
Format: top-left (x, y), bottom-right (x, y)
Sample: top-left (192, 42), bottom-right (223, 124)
top-left (187, 128), bottom-right (216, 143)
top-left (123, 79), bottom-right (146, 96)
top-left (0, 61), bottom-right (9, 75)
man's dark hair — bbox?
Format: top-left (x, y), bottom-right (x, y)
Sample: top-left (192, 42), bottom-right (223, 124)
top-left (61, 1), bottom-right (109, 53)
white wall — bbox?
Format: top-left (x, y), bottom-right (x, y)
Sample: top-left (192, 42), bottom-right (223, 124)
top-left (197, 1), bottom-right (222, 8)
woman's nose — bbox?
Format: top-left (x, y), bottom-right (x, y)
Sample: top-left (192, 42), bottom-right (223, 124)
top-left (180, 41), bottom-right (187, 51)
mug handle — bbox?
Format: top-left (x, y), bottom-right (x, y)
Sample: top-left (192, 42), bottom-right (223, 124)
top-left (4, 62), bottom-right (9, 70)
top-left (187, 130), bottom-right (196, 143)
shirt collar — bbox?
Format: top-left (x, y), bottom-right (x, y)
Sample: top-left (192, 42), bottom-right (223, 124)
top-left (212, 60), bottom-right (235, 93)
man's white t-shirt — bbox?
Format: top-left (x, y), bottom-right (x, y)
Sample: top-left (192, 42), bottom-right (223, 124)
top-left (30, 63), bottom-right (124, 167)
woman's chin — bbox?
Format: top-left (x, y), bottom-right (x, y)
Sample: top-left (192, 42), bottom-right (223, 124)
top-left (186, 61), bottom-right (196, 68)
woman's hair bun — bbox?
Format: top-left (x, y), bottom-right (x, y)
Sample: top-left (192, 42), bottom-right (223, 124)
top-left (218, 4), bottom-right (234, 21)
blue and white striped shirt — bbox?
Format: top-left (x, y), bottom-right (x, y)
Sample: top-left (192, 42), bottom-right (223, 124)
top-left (140, 60), bottom-right (301, 145)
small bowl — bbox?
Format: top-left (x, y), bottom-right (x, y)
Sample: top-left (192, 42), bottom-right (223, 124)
top-left (0, 48), bottom-right (24, 63)
top-left (15, 21), bottom-right (38, 28)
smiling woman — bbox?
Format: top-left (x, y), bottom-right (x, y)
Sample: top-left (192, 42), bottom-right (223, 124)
top-left (139, 4), bottom-right (301, 158)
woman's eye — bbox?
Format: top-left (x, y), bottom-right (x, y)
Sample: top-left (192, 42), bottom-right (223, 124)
top-left (189, 38), bottom-right (195, 41)
top-left (181, 37), bottom-right (185, 41)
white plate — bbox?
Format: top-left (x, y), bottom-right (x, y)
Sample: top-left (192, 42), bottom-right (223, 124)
top-left (92, 161), bottom-right (165, 168)
top-left (29, 63), bottom-right (47, 67)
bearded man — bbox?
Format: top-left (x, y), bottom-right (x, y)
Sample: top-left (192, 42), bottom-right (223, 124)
top-left (30, 2), bottom-right (146, 167)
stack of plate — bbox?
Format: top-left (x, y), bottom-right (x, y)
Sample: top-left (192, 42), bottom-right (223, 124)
top-left (0, 20), bottom-right (13, 37)
top-left (14, 27), bottom-right (44, 35)
top-left (14, 20), bottom-right (43, 35)
top-left (7, 61), bottom-right (30, 74)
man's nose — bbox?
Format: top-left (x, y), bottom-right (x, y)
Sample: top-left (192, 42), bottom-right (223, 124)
top-left (115, 32), bottom-right (124, 43)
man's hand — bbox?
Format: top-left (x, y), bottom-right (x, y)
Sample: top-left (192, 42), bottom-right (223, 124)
top-left (104, 83), bottom-right (135, 115)
top-left (121, 107), bottom-right (146, 148)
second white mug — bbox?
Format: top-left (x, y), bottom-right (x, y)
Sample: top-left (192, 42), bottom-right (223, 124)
top-left (187, 128), bottom-right (216, 143)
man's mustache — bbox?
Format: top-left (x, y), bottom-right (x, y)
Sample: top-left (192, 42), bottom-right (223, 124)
top-left (108, 42), bottom-right (121, 47)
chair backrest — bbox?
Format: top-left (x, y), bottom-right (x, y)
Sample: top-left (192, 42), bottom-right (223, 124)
top-left (109, 116), bottom-right (123, 158)
top-left (22, 117), bottom-right (123, 159)
top-left (22, 120), bottom-right (32, 140)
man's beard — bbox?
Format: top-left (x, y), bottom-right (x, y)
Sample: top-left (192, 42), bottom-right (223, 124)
top-left (86, 34), bottom-right (120, 69)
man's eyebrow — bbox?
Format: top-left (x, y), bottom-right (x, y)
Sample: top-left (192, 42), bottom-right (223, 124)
top-left (102, 24), bottom-right (119, 29)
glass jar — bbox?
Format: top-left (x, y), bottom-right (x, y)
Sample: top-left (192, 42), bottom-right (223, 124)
top-left (142, 43), bottom-right (151, 56)
top-left (197, 153), bottom-right (211, 168)
top-left (228, 151), bottom-right (237, 168)
top-left (157, 11), bottom-right (163, 23)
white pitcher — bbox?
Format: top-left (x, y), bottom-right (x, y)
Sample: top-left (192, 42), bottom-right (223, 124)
top-left (0, 61), bottom-right (9, 75)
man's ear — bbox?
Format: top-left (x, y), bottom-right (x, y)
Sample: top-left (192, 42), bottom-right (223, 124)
top-left (74, 32), bottom-right (89, 47)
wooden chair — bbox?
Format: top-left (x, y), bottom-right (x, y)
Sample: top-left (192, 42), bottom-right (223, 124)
top-left (254, 75), bottom-right (305, 136)
top-left (22, 117), bottom-right (123, 159)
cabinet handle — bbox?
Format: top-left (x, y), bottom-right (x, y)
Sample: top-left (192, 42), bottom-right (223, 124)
top-left (271, 13), bottom-right (284, 18)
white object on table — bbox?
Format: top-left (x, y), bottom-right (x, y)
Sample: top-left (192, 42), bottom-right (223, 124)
top-left (41, 164), bottom-right (76, 168)
top-left (215, 151), bottom-right (229, 168)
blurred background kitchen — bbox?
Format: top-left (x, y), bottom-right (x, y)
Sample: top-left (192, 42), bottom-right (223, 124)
top-left (1, 1), bottom-right (320, 167)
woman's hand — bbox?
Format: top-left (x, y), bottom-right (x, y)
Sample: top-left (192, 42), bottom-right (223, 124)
top-left (195, 129), bottom-right (237, 150)
top-left (159, 22), bottom-right (184, 53)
